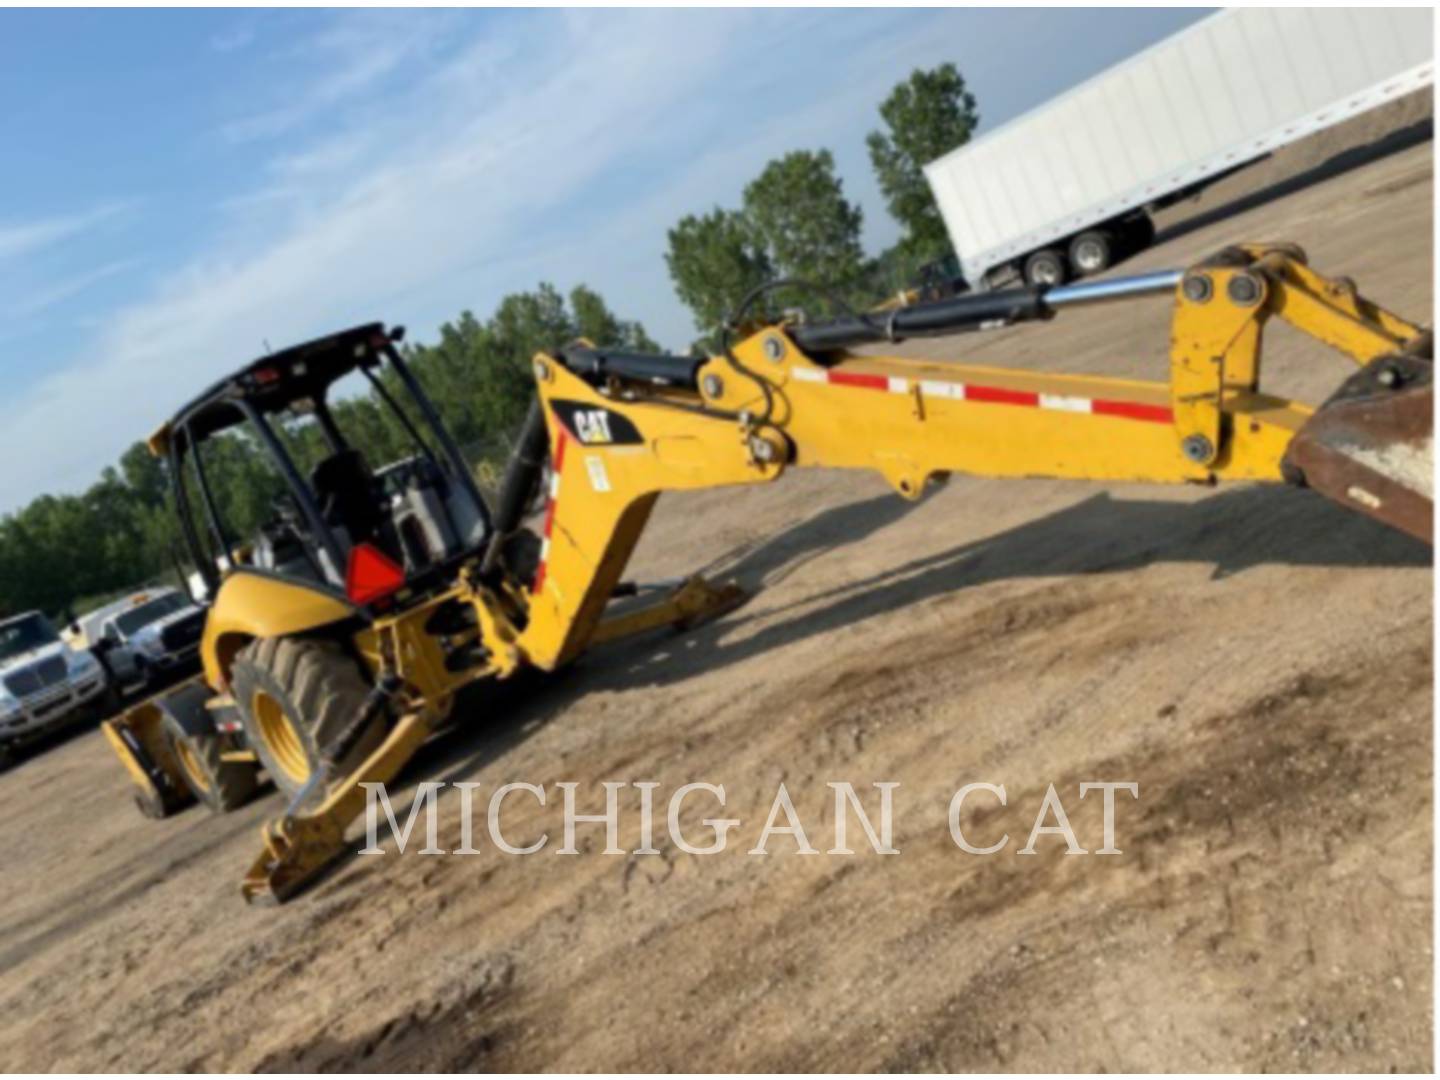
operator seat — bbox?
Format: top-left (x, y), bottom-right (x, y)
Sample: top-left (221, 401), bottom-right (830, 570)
top-left (310, 448), bottom-right (382, 547)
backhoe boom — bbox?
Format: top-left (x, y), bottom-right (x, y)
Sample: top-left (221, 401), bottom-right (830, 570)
top-left (517, 243), bottom-right (1430, 673)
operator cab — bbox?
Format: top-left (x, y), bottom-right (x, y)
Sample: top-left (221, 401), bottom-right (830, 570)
top-left (154, 324), bottom-right (492, 607)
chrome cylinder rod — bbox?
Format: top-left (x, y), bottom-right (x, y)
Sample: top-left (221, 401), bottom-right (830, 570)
top-left (1044, 269), bottom-right (1183, 310)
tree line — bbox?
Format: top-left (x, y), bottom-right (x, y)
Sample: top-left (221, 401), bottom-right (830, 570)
top-left (0, 284), bottom-right (656, 620)
top-left (666, 62), bottom-right (978, 350)
top-left (0, 62), bottom-right (977, 620)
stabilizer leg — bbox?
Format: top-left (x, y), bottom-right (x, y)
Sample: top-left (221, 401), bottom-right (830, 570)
top-left (241, 710), bottom-right (432, 904)
top-left (590, 575), bottom-right (749, 647)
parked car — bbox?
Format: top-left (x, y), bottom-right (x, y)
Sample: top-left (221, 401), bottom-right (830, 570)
top-left (0, 610), bottom-right (113, 763)
top-left (74, 588), bottom-right (206, 694)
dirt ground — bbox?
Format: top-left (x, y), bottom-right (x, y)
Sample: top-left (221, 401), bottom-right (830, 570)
top-left (0, 95), bottom-right (1432, 1072)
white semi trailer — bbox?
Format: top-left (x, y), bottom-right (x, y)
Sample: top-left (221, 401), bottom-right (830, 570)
top-left (923, 7), bottom-right (1434, 289)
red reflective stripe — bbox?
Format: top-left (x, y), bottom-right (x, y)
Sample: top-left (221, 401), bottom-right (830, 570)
top-left (532, 428), bottom-right (569, 595)
top-left (822, 371), bottom-right (1174, 427)
top-left (540, 429), bottom-right (568, 540)
top-left (965, 384), bottom-right (1039, 407)
top-left (551, 427), bottom-right (568, 473)
top-left (1093, 399), bottom-right (1173, 424)
top-left (828, 371), bottom-right (889, 391)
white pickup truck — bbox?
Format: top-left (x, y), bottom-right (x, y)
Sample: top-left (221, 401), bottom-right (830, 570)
top-left (0, 610), bottom-right (112, 760)
top-left (72, 588), bottom-right (206, 694)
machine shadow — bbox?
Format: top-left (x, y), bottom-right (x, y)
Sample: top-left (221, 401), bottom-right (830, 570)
top-left (1152, 118), bottom-right (1434, 249)
top-left (399, 482), bottom-right (1428, 791)
top-left (689, 485), bottom-right (937, 591)
top-left (586, 484), bottom-right (1430, 695)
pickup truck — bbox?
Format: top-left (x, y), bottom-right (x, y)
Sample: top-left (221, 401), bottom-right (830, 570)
top-left (0, 610), bottom-right (113, 761)
top-left (79, 588), bottom-right (206, 693)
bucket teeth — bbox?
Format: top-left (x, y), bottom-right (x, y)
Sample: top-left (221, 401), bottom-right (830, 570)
top-left (1283, 337), bottom-right (1433, 543)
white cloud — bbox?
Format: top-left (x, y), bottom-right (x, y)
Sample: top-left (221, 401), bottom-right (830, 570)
top-left (0, 203), bottom-right (128, 262)
top-left (209, 25), bottom-right (255, 53)
top-left (6, 259), bottom-right (140, 318)
top-left (217, 10), bottom-right (457, 145)
top-left (0, 9), bottom-right (971, 511)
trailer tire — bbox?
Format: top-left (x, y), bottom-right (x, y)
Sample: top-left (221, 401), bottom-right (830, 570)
top-left (1068, 230), bottom-right (1114, 276)
top-left (232, 637), bottom-right (384, 808)
top-left (1023, 248), bottom-right (1068, 286)
top-left (160, 712), bottom-right (257, 813)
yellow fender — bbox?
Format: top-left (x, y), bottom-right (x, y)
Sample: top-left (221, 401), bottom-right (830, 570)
top-left (201, 571), bottom-right (357, 689)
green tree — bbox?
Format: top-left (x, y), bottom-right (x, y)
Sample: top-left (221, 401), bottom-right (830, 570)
top-left (570, 284), bottom-right (658, 353)
top-left (119, 441), bottom-right (167, 509)
top-left (866, 62), bottom-right (979, 259)
top-left (665, 209), bottom-right (773, 346)
top-left (742, 149), bottom-right (865, 292)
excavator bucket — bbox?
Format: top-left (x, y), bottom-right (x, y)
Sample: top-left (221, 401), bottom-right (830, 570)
top-left (1283, 336), bottom-right (1433, 543)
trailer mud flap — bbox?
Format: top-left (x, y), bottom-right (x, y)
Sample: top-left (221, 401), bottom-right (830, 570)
top-left (1283, 340), bottom-right (1433, 543)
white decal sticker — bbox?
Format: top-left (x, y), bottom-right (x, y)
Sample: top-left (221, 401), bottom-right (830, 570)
top-left (585, 455), bottom-right (611, 493)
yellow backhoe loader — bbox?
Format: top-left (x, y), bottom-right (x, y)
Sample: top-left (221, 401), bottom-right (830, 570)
top-left (102, 243), bottom-right (1432, 904)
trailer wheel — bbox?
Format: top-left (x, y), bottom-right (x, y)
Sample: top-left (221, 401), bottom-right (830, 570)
top-left (161, 711), bottom-right (257, 813)
top-left (231, 637), bottom-right (384, 808)
top-left (1023, 248), bottom-right (1068, 286)
top-left (1068, 230), bottom-right (1114, 276)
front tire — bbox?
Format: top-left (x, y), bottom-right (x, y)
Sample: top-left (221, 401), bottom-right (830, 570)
top-left (231, 638), bottom-right (384, 808)
top-left (161, 712), bottom-right (258, 813)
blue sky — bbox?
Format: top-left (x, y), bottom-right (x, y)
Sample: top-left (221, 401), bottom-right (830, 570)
top-left (0, 7), bottom-right (1207, 511)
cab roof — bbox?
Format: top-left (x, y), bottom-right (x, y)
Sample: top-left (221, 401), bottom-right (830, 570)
top-left (148, 322), bottom-right (392, 457)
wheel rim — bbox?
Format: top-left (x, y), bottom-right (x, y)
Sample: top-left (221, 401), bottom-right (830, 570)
top-left (1032, 259), bottom-right (1060, 285)
top-left (175, 737), bottom-right (210, 794)
top-left (251, 689), bottom-right (311, 783)
top-left (1075, 240), bottom-right (1105, 272)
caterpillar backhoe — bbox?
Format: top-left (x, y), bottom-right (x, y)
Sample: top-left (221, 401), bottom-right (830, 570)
top-left (102, 243), bottom-right (1432, 904)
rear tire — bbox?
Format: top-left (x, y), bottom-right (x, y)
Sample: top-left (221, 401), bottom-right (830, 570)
top-left (1068, 230), bottom-right (1114, 277)
top-left (161, 712), bottom-right (258, 813)
top-left (231, 638), bottom-right (384, 809)
top-left (1023, 248), bottom-right (1068, 287)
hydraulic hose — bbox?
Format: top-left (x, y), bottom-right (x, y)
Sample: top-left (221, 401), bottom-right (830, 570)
top-left (480, 397), bottom-right (550, 575)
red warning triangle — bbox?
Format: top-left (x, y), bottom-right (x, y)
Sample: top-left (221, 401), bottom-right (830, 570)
top-left (345, 543), bottom-right (405, 605)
